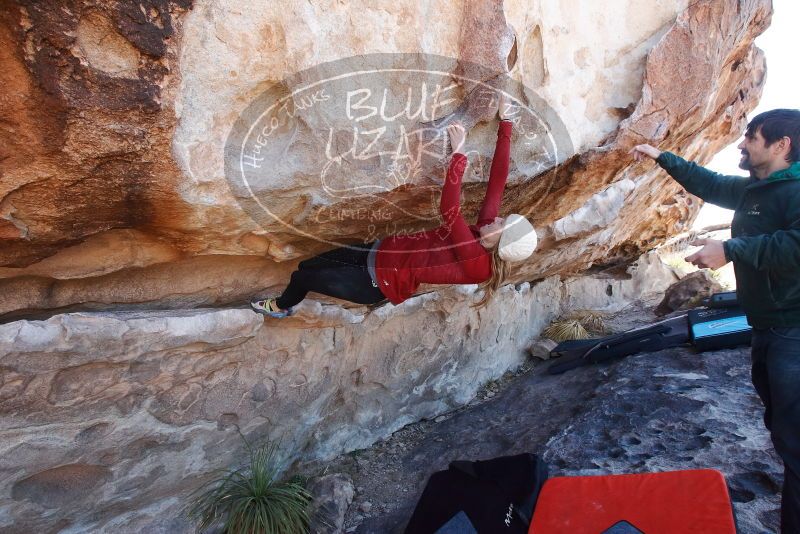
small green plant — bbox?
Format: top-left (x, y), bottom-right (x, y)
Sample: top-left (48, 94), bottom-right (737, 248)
top-left (186, 434), bottom-right (311, 534)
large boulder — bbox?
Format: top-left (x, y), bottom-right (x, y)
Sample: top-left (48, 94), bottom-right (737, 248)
top-left (0, 0), bottom-right (769, 320)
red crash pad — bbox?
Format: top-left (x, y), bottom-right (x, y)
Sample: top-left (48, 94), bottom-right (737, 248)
top-left (529, 469), bottom-right (736, 533)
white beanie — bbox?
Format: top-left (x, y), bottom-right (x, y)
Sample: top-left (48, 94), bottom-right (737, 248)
top-left (498, 214), bottom-right (537, 262)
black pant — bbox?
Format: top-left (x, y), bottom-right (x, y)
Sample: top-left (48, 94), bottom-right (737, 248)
top-left (751, 327), bottom-right (800, 534)
top-left (275, 244), bottom-right (386, 309)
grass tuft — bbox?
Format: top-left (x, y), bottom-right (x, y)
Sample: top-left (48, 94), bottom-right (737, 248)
top-left (542, 319), bottom-right (589, 342)
top-left (186, 434), bottom-right (311, 534)
top-left (542, 310), bottom-right (608, 342)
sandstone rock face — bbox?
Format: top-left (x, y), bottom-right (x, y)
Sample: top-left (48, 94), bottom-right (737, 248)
top-left (0, 0), bottom-right (769, 319)
top-left (0, 255), bottom-right (676, 532)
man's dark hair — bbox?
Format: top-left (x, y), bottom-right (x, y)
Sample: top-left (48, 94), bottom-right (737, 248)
top-left (745, 108), bottom-right (800, 162)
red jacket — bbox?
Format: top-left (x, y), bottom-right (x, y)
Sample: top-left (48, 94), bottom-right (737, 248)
top-left (375, 121), bottom-right (512, 304)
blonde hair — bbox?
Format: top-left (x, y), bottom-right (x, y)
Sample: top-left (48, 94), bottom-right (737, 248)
top-left (473, 245), bottom-right (508, 307)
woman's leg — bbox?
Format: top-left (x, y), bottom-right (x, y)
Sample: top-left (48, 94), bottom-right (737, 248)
top-left (297, 244), bottom-right (373, 271)
top-left (275, 266), bottom-right (384, 309)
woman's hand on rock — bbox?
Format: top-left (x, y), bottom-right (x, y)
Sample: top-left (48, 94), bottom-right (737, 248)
top-left (498, 92), bottom-right (517, 121)
top-left (447, 122), bottom-right (466, 154)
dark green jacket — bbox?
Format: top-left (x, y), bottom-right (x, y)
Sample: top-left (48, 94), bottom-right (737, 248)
top-left (657, 151), bottom-right (800, 328)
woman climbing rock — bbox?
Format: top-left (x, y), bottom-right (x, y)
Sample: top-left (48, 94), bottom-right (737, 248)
top-left (250, 95), bottom-right (538, 318)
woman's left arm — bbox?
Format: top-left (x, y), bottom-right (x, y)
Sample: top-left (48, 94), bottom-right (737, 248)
top-left (476, 119), bottom-right (513, 227)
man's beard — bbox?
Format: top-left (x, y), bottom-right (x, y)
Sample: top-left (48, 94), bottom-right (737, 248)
top-left (738, 151), bottom-right (752, 171)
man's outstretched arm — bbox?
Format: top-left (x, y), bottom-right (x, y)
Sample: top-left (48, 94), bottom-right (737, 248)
top-left (630, 144), bottom-right (749, 210)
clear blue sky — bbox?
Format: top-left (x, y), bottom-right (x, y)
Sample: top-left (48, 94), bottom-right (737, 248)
top-left (694, 0), bottom-right (797, 228)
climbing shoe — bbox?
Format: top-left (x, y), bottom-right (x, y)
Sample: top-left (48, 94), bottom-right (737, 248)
top-left (249, 297), bottom-right (293, 318)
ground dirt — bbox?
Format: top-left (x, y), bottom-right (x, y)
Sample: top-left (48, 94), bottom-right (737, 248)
top-left (301, 303), bottom-right (783, 534)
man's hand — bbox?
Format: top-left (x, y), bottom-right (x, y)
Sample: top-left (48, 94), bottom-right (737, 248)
top-left (630, 144), bottom-right (662, 161)
top-left (447, 122), bottom-right (466, 154)
top-left (684, 239), bottom-right (729, 270)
